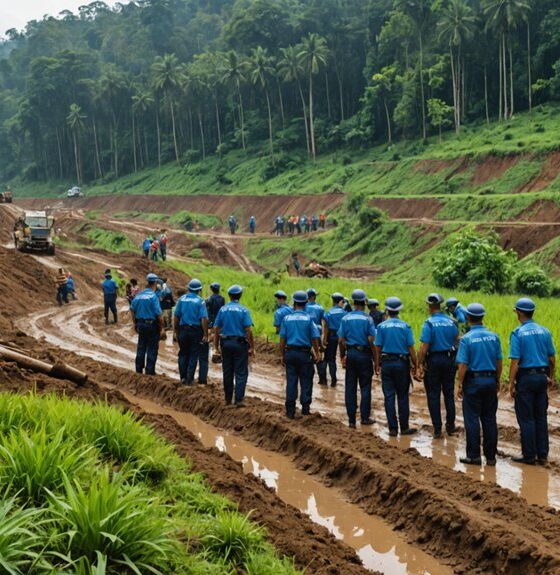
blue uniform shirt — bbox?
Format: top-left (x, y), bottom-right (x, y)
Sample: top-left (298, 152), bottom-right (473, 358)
top-left (130, 289), bottom-right (162, 319)
top-left (337, 311), bottom-right (375, 346)
top-left (374, 317), bottom-right (414, 355)
top-left (214, 301), bottom-right (253, 337)
top-left (174, 292), bottom-right (208, 326)
top-left (142, 239), bottom-right (151, 250)
top-left (66, 277), bottom-right (75, 290)
top-left (324, 306), bottom-right (346, 332)
top-left (509, 320), bottom-right (555, 368)
top-left (280, 311), bottom-right (320, 347)
top-left (420, 312), bottom-right (459, 352)
top-left (306, 302), bottom-right (324, 325)
top-left (456, 325), bottom-right (502, 371)
top-left (102, 278), bottom-right (118, 297)
top-left (274, 304), bottom-right (293, 328)
top-left (453, 303), bottom-right (467, 324)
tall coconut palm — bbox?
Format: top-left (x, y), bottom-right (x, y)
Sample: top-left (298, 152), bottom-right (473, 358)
top-left (132, 90), bottom-right (154, 167)
top-left (438, 0), bottom-right (476, 132)
top-left (250, 46), bottom-right (276, 162)
top-left (221, 51), bottom-right (248, 151)
top-left (298, 33), bottom-right (329, 161)
top-left (151, 53), bottom-right (183, 163)
top-left (66, 103), bottom-right (86, 185)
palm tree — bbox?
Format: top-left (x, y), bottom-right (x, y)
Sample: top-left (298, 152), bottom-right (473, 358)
top-left (298, 34), bottom-right (329, 161)
top-left (66, 103), bottom-right (85, 185)
top-left (132, 90), bottom-right (154, 167)
top-left (151, 53), bottom-right (183, 163)
top-left (278, 45), bottom-right (310, 156)
top-left (250, 46), bottom-right (276, 162)
top-left (438, 0), bottom-right (476, 132)
top-left (221, 51), bottom-right (248, 151)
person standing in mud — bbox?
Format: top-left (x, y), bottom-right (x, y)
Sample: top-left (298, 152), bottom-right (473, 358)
top-left (159, 278), bottom-right (175, 330)
top-left (338, 290), bottom-right (376, 428)
top-left (213, 285), bottom-right (255, 407)
top-left (323, 292), bottom-right (346, 387)
top-left (509, 298), bottom-right (556, 465)
top-left (174, 279), bottom-right (208, 386)
top-left (291, 253), bottom-right (301, 276)
top-left (367, 299), bottom-right (384, 327)
top-left (306, 288), bottom-right (327, 386)
top-left (249, 216), bottom-right (256, 234)
top-left (159, 231), bottom-right (168, 261)
top-left (279, 291), bottom-right (321, 419)
top-left (150, 238), bottom-right (160, 261)
top-left (446, 297), bottom-right (468, 333)
top-left (273, 290), bottom-right (292, 334)
top-left (130, 273), bottom-right (165, 376)
top-left (228, 215), bottom-right (237, 235)
top-left (142, 236), bottom-right (151, 258)
top-left (199, 282), bottom-right (226, 385)
top-left (456, 303), bottom-right (502, 466)
top-left (374, 297), bottom-right (418, 437)
top-left (55, 268), bottom-right (69, 306)
top-left (102, 270), bottom-right (119, 325)
top-left (66, 272), bottom-right (77, 300)
top-left (417, 293), bottom-right (460, 439)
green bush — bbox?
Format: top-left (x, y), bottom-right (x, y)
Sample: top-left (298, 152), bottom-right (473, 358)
top-left (513, 266), bottom-right (553, 297)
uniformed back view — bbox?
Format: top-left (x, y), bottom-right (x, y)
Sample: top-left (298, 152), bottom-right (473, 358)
top-left (322, 292), bottom-right (346, 387)
top-left (509, 298), bottom-right (556, 465)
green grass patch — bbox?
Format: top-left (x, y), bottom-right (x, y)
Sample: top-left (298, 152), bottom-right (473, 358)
top-left (87, 227), bottom-right (137, 254)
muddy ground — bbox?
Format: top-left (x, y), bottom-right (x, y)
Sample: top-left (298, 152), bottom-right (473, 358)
top-left (3, 203), bottom-right (560, 574)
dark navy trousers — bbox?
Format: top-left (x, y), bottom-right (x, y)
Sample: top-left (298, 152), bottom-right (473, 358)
top-left (345, 348), bottom-right (373, 424)
top-left (285, 349), bottom-right (314, 415)
top-left (178, 325), bottom-right (203, 383)
top-left (515, 371), bottom-right (549, 460)
top-left (324, 332), bottom-right (339, 384)
top-left (104, 294), bottom-right (118, 322)
top-left (424, 353), bottom-right (456, 432)
top-left (381, 358), bottom-right (410, 432)
top-left (198, 341), bottom-right (209, 383)
top-left (221, 338), bottom-right (249, 403)
top-left (135, 321), bottom-right (159, 375)
top-left (462, 376), bottom-right (498, 460)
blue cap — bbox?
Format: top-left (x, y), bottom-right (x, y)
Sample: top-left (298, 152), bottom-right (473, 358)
top-left (188, 278), bottom-right (203, 291)
top-left (446, 297), bottom-right (459, 307)
top-left (210, 282), bottom-right (220, 290)
top-left (293, 290), bottom-right (308, 304)
top-left (306, 288), bottom-right (318, 297)
top-left (274, 290), bottom-right (287, 298)
top-left (368, 298), bottom-right (379, 306)
top-left (385, 296), bottom-right (403, 312)
top-left (228, 284), bottom-right (243, 296)
top-left (514, 298), bottom-right (536, 313)
top-left (426, 293), bottom-right (444, 305)
top-left (466, 303), bottom-right (485, 318)
top-left (351, 289), bottom-right (367, 303)
top-left (331, 292), bottom-right (344, 301)
top-left (146, 273), bottom-right (159, 283)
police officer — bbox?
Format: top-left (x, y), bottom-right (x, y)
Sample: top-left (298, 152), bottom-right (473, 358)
top-left (374, 297), bottom-right (418, 437)
top-left (306, 288), bottom-right (327, 385)
top-left (273, 290), bottom-right (292, 334)
top-left (102, 271), bottom-right (118, 325)
top-left (367, 299), bottom-right (384, 327)
top-left (279, 291), bottom-right (321, 419)
top-left (173, 278), bottom-right (208, 386)
top-left (322, 292), bottom-right (346, 387)
top-left (130, 273), bottom-right (164, 375)
top-left (213, 285), bottom-right (255, 406)
top-left (446, 297), bottom-right (467, 332)
top-left (249, 215), bottom-right (256, 234)
top-left (338, 290), bottom-right (376, 429)
top-left (509, 298), bottom-right (556, 465)
top-left (418, 293), bottom-right (460, 438)
top-left (200, 282), bottom-right (225, 385)
top-left (456, 303), bottom-right (502, 466)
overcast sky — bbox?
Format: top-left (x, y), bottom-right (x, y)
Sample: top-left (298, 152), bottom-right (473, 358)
top-left (1, 1), bottom-right (117, 35)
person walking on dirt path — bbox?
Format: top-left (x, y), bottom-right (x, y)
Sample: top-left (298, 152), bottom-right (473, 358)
top-left (446, 297), bottom-right (467, 333)
top-left (159, 232), bottom-right (168, 261)
top-left (279, 290), bottom-right (321, 419)
top-left (417, 293), bottom-right (460, 439)
top-left (374, 297), bottom-right (418, 437)
top-left (66, 273), bottom-right (77, 300)
top-left (291, 253), bottom-right (301, 276)
top-left (323, 292), bottom-right (346, 388)
top-left (55, 268), bottom-right (69, 306)
top-left (338, 290), bottom-right (376, 428)
top-left (319, 212), bottom-right (326, 229)
top-left (508, 298), bottom-right (556, 466)
top-left (126, 279), bottom-right (139, 306)
top-left (102, 271), bottom-right (119, 325)
top-left (130, 273), bottom-right (165, 376)
top-left (213, 285), bottom-right (255, 407)
top-left (456, 303), bottom-right (502, 466)
top-left (199, 282), bottom-right (225, 385)
top-left (174, 278), bottom-right (208, 386)
top-left (249, 216), bottom-right (256, 234)
top-left (287, 215), bottom-right (295, 235)
top-left (150, 238), bottom-right (160, 262)
top-left (142, 237), bottom-right (151, 258)
top-left (311, 215), bottom-right (318, 232)
top-left (274, 290), bottom-right (292, 334)
top-left (306, 288), bottom-right (327, 386)
top-left (159, 278), bottom-right (175, 330)
top-left (228, 215), bottom-right (237, 235)
top-left (295, 215), bottom-right (302, 234)
top-left (367, 299), bottom-right (384, 327)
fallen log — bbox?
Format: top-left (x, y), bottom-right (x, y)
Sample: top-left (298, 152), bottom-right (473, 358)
top-left (0, 345), bottom-right (88, 385)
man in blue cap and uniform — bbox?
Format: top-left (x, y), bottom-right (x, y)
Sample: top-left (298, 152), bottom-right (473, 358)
top-left (509, 297), bottom-right (556, 465)
top-left (249, 216), bottom-right (256, 234)
top-left (418, 293), bottom-right (460, 438)
top-left (279, 291), bottom-right (321, 419)
top-left (446, 297), bottom-right (467, 332)
top-left (173, 278), bottom-right (208, 386)
top-left (306, 288), bottom-right (327, 385)
top-left (130, 273), bottom-right (165, 375)
top-left (338, 289), bottom-right (376, 429)
top-left (213, 285), bottom-right (255, 406)
top-left (273, 290), bottom-right (292, 334)
top-left (456, 303), bottom-right (502, 466)
top-left (102, 270), bottom-right (119, 325)
top-left (374, 297), bottom-right (418, 436)
top-left (322, 292), bottom-right (346, 387)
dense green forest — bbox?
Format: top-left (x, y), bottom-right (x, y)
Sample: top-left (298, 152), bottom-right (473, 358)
top-left (1, 0), bottom-right (560, 185)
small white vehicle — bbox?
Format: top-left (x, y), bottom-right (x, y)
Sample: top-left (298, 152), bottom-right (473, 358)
top-left (67, 186), bottom-right (82, 198)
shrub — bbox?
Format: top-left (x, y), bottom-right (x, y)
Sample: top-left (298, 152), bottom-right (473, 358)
top-left (184, 149), bottom-right (202, 164)
top-left (503, 133), bottom-right (513, 141)
top-left (513, 266), bottom-right (553, 297)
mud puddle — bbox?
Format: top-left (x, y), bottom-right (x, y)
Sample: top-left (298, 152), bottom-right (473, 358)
top-left (124, 391), bottom-right (452, 575)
